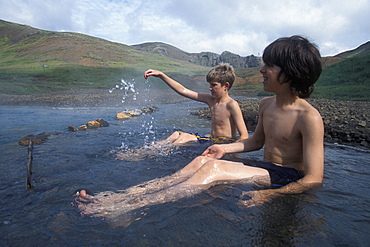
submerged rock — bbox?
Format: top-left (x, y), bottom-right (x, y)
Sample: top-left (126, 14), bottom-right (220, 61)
top-left (68, 118), bottom-right (110, 131)
top-left (68, 126), bottom-right (79, 132)
top-left (19, 132), bottom-right (52, 146)
top-left (96, 118), bottom-right (109, 127)
top-left (87, 120), bottom-right (100, 128)
top-left (116, 112), bottom-right (131, 119)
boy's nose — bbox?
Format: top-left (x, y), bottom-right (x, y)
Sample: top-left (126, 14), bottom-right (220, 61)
top-left (259, 65), bottom-right (266, 73)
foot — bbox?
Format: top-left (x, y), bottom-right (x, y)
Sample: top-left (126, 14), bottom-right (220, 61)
top-left (75, 190), bottom-right (97, 203)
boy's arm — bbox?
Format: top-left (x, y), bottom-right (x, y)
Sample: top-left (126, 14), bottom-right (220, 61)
top-left (144, 69), bottom-right (210, 102)
top-left (241, 110), bottom-right (325, 207)
top-left (228, 100), bottom-right (249, 141)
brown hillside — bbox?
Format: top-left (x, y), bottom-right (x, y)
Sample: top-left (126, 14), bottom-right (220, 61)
top-left (0, 19), bottom-right (157, 68)
top-left (18, 35), bottom-right (137, 67)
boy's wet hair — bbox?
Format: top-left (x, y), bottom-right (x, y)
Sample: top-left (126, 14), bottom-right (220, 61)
top-left (263, 35), bottom-right (322, 98)
top-left (206, 63), bottom-right (235, 89)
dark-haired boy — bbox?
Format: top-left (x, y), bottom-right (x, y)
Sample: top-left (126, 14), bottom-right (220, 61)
top-left (147, 35), bottom-right (325, 205)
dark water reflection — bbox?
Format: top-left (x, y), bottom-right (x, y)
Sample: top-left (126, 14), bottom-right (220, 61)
top-left (1, 101), bottom-right (369, 246)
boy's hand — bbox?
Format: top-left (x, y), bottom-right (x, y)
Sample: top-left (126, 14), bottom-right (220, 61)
top-left (144, 69), bottom-right (163, 79)
top-left (238, 190), bottom-right (276, 208)
top-left (201, 145), bottom-right (226, 159)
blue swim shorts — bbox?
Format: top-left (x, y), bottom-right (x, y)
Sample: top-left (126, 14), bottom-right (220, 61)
top-left (247, 161), bottom-right (304, 187)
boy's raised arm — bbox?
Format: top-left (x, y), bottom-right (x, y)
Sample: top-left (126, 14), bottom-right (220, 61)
top-left (144, 69), bottom-right (209, 102)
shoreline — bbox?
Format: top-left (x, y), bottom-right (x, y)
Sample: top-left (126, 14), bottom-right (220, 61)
top-left (1, 91), bottom-right (369, 148)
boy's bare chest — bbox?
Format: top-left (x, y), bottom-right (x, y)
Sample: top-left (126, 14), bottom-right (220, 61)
top-left (263, 109), bottom-right (301, 142)
top-left (210, 104), bottom-right (230, 121)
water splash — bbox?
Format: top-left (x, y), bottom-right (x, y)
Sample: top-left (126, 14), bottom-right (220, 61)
top-left (108, 78), bottom-right (165, 159)
top-left (109, 79), bottom-right (138, 103)
top-left (142, 116), bottom-right (156, 145)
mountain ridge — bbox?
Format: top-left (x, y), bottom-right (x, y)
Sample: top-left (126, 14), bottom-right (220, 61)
top-left (132, 42), bottom-right (261, 68)
top-left (1, 19), bottom-right (369, 70)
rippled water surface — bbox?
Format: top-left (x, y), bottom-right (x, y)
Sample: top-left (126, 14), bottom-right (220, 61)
top-left (1, 101), bottom-right (369, 246)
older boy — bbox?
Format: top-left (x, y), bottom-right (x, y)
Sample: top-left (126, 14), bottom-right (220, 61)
top-left (144, 63), bottom-right (249, 144)
top-left (185, 35), bottom-right (324, 206)
top-left (76, 36), bottom-right (324, 215)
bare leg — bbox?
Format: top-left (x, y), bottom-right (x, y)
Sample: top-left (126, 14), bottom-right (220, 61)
top-left (171, 132), bottom-right (198, 144)
top-left (89, 156), bottom-right (214, 202)
top-left (75, 156), bottom-right (213, 214)
top-left (107, 160), bottom-right (270, 214)
top-left (181, 159), bottom-right (270, 185)
top-left (117, 156), bottom-right (212, 196)
top-left (113, 131), bottom-right (197, 161)
top-left (153, 131), bottom-right (198, 146)
top-left (161, 131), bottom-right (181, 143)
top-left (75, 158), bottom-right (270, 220)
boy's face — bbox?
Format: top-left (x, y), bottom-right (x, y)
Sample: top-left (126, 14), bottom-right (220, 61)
top-left (208, 81), bottom-right (228, 98)
top-left (260, 64), bottom-right (285, 93)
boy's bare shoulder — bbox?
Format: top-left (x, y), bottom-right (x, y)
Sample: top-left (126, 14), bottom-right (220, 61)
top-left (260, 96), bottom-right (276, 103)
top-left (226, 97), bottom-right (239, 106)
top-left (259, 96), bottom-right (276, 110)
top-left (299, 100), bottom-right (323, 121)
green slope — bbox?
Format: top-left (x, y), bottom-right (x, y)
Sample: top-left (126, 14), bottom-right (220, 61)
top-left (313, 54), bottom-right (370, 100)
top-left (0, 20), bottom-right (209, 95)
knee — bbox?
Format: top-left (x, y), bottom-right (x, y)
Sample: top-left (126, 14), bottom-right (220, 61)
top-left (201, 160), bottom-right (219, 171)
top-left (182, 156), bottom-right (213, 173)
top-left (188, 156), bottom-right (210, 169)
top-left (192, 160), bottom-right (222, 184)
top-left (194, 155), bottom-right (209, 163)
top-left (169, 131), bottom-right (180, 139)
top-left (195, 160), bottom-right (219, 177)
top-left (174, 132), bottom-right (197, 144)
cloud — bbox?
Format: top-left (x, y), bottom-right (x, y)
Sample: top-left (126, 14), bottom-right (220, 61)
top-left (0, 0), bottom-right (369, 56)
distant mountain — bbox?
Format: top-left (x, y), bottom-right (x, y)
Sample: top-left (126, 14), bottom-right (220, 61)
top-left (335, 41), bottom-right (370, 58)
top-left (132, 42), bottom-right (261, 69)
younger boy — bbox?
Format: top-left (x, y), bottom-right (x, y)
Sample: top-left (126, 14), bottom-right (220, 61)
top-left (144, 63), bottom-right (248, 144)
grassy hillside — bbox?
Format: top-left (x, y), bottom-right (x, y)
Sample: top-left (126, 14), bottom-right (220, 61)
top-left (0, 19), bottom-right (369, 101)
top-left (232, 54), bottom-right (369, 100)
top-left (0, 20), bottom-right (209, 94)
top-left (313, 54), bottom-right (370, 100)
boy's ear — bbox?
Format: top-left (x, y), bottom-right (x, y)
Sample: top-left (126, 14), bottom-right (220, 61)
top-left (225, 82), bottom-right (230, 90)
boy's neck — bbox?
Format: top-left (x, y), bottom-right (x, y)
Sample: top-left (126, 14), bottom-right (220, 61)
top-left (275, 90), bottom-right (300, 106)
top-left (214, 92), bottom-right (230, 103)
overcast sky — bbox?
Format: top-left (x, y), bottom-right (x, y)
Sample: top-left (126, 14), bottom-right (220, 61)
top-left (0, 0), bottom-right (369, 56)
